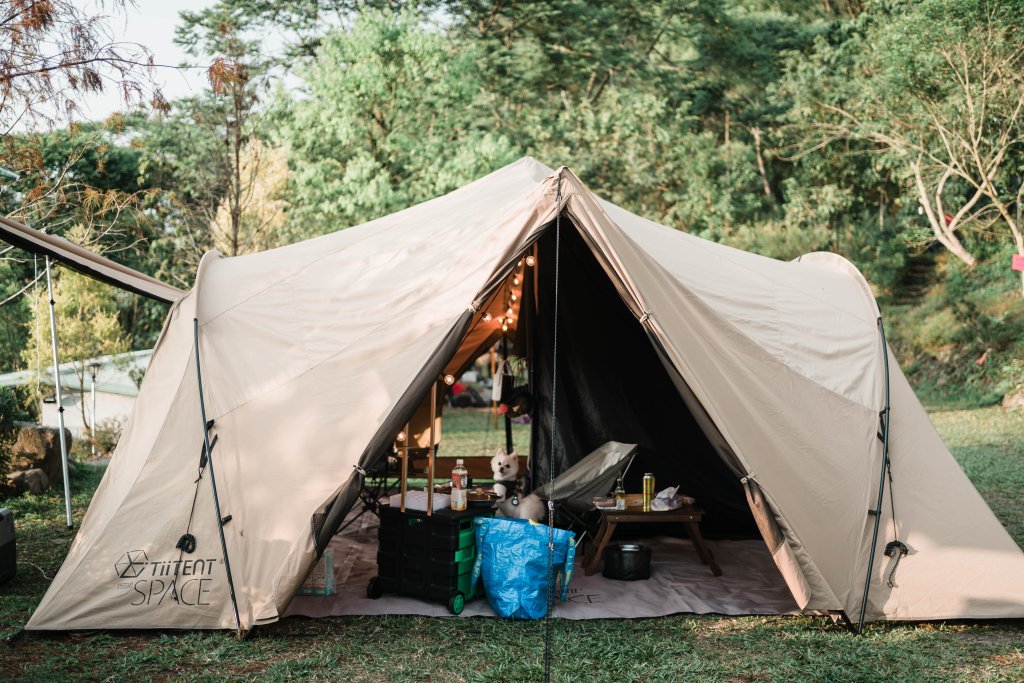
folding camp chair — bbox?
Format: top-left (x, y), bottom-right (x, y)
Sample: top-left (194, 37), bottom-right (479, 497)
top-left (338, 447), bottom-right (402, 532)
top-left (533, 441), bottom-right (638, 536)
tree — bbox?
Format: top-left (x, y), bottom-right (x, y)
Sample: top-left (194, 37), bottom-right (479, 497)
top-left (283, 9), bottom-right (518, 236)
top-left (0, 0), bottom-right (165, 130)
top-left (788, 0), bottom-right (1024, 296)
top-left (156, 2), bottom-right (278, 259)
top-left (22, 225), bottom-right (129, 430)
top-left (1, 119), bottom-right (167, 371)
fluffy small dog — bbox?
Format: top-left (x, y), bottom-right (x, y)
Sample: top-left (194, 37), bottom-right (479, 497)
top-left (490, 449), bottom-right (520, 501)
top-left (496, 490), bottom-right (548, 522)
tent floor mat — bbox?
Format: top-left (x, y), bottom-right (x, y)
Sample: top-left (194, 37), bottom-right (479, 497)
top-left (284, 510), bottom-right (799, 620)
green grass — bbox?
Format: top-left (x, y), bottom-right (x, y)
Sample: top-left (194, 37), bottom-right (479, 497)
top-left (438, 407), bottom-right (532, 458)
top-left (2, 407), bottom-right (1023, 682)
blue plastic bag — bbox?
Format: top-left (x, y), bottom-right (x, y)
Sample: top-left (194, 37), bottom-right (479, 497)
top-left (471, 517), bottom-right (576, 620)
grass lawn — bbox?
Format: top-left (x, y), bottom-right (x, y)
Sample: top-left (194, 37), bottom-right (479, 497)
top-left (2, 407), bottom-right (1023, 682)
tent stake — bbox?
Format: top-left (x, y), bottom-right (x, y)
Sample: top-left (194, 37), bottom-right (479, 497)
top-left (193, 318), bottom-right (242, 634)
top-left (44, 257), bottom-right (73, 529)
top-left (856, 316), bottom-right (892, 634)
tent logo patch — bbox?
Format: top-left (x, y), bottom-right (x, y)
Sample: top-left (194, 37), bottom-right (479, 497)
top-left (115, 550), bottom-right (149, 579)
top-left (112, 549), bottom-right (220, 608)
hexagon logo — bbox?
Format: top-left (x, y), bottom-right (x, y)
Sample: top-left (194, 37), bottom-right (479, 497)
top-left (115, 550), bottom-right (149, 579)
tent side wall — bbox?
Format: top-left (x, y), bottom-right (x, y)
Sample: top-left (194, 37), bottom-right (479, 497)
top-left (27, 291), bottom-right (242, 630)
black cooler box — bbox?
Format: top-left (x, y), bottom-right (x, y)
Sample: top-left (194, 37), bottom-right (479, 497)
top-left (0, 508), bottom-right (14, 586)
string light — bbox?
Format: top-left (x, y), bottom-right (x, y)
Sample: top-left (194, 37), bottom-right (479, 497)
top-left (517, 259), bottom-right (523, 267)
top-left (482, 312), bottom-right (492, 322)
top-left (513, 276), bottom-right (521, 286)
top-left (443, 374), bottom-right (456, 386)
top-left (506, 307), bottom-right (514, 317)
top-left (525, 255), bottom-right (536, 267)
top-left (510, 293), bottom-right (518, 302)
top-left (396, 431), bottom-right (406, 442)
top-left (502, 322), bottom-right (509, 332)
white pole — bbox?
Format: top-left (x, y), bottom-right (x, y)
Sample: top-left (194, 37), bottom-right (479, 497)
top-left (45, 257), bottom-right (73, 529)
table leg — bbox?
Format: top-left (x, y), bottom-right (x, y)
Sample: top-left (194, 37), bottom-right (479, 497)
top-left (584, 519), bottom-right (617, 576)
top-left (686, 521), bottom-right (722, 576)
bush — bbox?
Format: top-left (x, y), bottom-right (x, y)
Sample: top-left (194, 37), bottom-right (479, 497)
top-left (71, 417), bottom-right (124, 461)
top-left (0, 386), bottom-right (35, 479)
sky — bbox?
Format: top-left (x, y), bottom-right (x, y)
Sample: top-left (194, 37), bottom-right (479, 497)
top-left (71, 0), bottom-right (214, 122)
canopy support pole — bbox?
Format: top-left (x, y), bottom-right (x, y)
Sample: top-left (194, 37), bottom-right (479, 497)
top-left (45, 257), bottom-right (73, 529)
top-left (193, 318), bottom-right (242, 634)
top-left (856, 316), bottom-right (892, 634)
top-left (501, 335), bottom-right (514, 454)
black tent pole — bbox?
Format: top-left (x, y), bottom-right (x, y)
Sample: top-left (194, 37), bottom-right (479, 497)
top-left (193, 318), bottom-right (242, 635)
top-left (856, 316), bottom-right (892, 634)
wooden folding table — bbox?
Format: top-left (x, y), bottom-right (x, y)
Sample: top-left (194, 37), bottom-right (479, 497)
top-left (581, 504), bottom-right (723, 577)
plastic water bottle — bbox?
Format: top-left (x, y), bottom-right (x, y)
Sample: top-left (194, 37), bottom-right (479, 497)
top-left (451, 459), bottom-right (468, 511)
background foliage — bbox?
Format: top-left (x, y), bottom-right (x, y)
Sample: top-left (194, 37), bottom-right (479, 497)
top-left (2, 0), bottom-right (1023, 408)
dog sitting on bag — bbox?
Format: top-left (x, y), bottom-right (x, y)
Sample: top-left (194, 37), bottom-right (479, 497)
top-left (490, 448), bottom-right (547, 522)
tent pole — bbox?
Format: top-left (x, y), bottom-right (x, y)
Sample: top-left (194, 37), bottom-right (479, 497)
top-left (400, 422), bottom-right (410, 513)
top-left (856, 316), bottom-right (892, 634)
top-left (427, 382), bottom-right (437, 516)
top-left (501, 335), bottom-right (513, 454)
top-left (192, 318), bottom-right (242, 634)
top-left (45, 257), bottom-right (73, 529)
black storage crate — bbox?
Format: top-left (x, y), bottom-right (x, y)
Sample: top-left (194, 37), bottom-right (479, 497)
top-left (368, 504), bottom-right (490, 614)
top-left (0, 508), bottom-right (14, 586)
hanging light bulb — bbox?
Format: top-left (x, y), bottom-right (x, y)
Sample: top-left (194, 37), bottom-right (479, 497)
top-left (513, 276), bottom-right (521, 286)
top-left (502, 322), bottom-right (509, 332)
top-left (396, 431), bottom-right (407, 442)
top-left (482, 312), bottom-right (492, 322)
top-left (525, 255), bottom-right (536, 267)
top-left (443, 374), bottom-right (456, 386)
top-left (510, 293), bottom-right (518, 302)
top-left (506, 307), bottom-right (514, 317)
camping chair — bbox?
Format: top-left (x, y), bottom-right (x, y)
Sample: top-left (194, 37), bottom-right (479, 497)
top-left (338, 447), bottom-right (402, 532)
top-left (533, 440), bottom-right (637, 537)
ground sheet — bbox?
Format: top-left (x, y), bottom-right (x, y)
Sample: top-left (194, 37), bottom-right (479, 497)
top-left (284, 511), bottom-right (799, 619)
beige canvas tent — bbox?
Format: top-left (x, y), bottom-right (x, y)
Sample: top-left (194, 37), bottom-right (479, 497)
top-left (25, 158), bottom-right (1024, 633)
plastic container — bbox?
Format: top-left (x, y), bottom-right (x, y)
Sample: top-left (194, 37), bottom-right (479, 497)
top-left (369, 505), bottom-right (491, 614)
top-left (297, 548), bottom-right (336, 595)
top-left (602, 544), bottom-right (652, 581)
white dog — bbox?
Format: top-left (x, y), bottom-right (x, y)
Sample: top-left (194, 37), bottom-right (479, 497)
top-left (490, 449), bottom-right (520, 501)
top-left (496, 491), bottom-right (548, 522)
